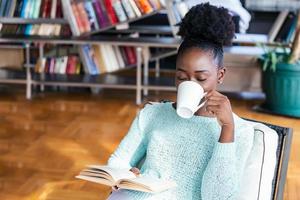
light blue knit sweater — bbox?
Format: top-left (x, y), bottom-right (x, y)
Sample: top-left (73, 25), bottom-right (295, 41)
top-left (107, 102), bottom-right (254, 200)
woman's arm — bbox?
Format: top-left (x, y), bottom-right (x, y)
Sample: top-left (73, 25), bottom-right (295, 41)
top-left (201, 141), bottom-right (238, 199)
top-left (201, 91), bottom-right (252, 199)
top-left (107, 108), bottom-right (147, 170)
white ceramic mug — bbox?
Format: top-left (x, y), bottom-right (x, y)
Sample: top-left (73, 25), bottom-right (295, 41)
top-left (176, 81), bottom-right (207, 119)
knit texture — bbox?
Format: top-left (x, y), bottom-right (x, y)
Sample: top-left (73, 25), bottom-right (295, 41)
top-left (107, 102), bottom-right (254, 200)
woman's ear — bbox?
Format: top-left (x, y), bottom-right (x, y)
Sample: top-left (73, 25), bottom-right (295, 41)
top-left (217, 67), bottom-right (226, 84)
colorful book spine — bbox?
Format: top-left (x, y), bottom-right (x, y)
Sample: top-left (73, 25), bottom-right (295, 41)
top-left (84, 1), bottom-right (100, 31)
top-left (128, 0), bottom-right (141, 17)
top-left (77, 2), bottom-right (91, 33)
top-left (103, 0), bottom-right (118, 24)
top-left (56, 0), bottom-right (63, 18)
top-left (0, 0), bottom-right (8, 16)
top-left (112, 0), bottom-right (127, 22)
top-left (50, 0), bottom-right (58, 19)
top-left (33, 0), bottom-right (42, 18)
top-left (121, 0), bottom-right (136, 19)
top-left (92, 0), bottom-right (107, 28)
top-left (71, 3), bottom-right (85, 34)
top-left (20, 0), bottom-right (28, 18)
top-left (135, 0), bottom-right (153, 14)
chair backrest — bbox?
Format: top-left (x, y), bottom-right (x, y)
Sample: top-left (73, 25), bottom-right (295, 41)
top-left (244, 119), bottom-right (293, 200)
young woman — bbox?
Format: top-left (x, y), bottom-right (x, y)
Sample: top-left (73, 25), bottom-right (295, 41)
top-left (107, 3), bottom-right (254, 200)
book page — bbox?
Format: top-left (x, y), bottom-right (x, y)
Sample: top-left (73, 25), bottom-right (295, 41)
top-left (75, 175), bottom-right (114, 187)
top-left (118, 176), bottom-right (177, 193)
top-left (87, 165), bottom-right (136, 182)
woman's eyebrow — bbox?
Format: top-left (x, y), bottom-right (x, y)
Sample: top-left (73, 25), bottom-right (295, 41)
top-left (195, 70), bottom-right (209, 73)
top-left (177, 68), bottom-right (187, 72)
top-left (177, 68), bottom-right (209, 73)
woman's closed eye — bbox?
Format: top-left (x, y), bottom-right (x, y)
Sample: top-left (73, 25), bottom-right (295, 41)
top-left (177, 76), bottom-right (188, 81)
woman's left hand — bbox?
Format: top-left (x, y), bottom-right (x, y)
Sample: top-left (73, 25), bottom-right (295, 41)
top-left (205, 90), bottom-right (234, 128)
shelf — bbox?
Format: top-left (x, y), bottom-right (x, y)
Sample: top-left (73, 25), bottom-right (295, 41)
top-left (103, 25), bottom-right (174, 35)
top-left (246, 1), bottom-right (300, 12)
top-left (83, 9), bottom-right (164, 36)
top-left (0, 68), bottom-right (175, 89)
top-left (0, 68), bottom-right (28, 84)
top-left (0, 17), bottom-right (68, 24)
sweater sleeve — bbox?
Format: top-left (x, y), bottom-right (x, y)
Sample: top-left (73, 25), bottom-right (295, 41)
top-left (107, 109), bottom-right (147, 170)
top-left (201, 142), bottom-right (238, 199)
top-left (201, 122), bottom-right (253, 200)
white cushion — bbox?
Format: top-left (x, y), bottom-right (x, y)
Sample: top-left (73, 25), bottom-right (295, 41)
top-left (237, 122), bottom-right (278, 200)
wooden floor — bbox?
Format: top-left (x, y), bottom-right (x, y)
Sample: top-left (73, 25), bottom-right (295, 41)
top-left (0, 88), bottom-right (299, 200)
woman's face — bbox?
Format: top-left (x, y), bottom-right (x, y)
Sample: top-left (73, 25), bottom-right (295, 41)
top-left (175, 47), bottom-right (226, 92)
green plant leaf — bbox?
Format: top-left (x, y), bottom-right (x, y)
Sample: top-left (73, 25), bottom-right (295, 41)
top-left (263, 58), bottom-right (269, 71)
top-left (271, 52), bottom-right (277, 72)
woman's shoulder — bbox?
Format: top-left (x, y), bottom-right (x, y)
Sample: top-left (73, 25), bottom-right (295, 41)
top-left (142, 100), bottom-right (173, 111)
top-left (139, 100), bottom-right (173, 119)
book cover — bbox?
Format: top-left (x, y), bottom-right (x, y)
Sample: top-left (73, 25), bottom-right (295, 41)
top-left (124, 46), bottom-right (136, 65)
top-left (103, 0), bottom-right (118, 24)
top-left (119, 46), bottom-right (129, 65)
top-left (13, 0), bottom-right (24, 17)
top-left (148, 0), bottom-right (161, 10)
top-left (20, 0), bottom-right (28, 18)
top-left (113, 46), bottom-right (125, 69)
top-left (33, 0), bottom-right (42, 18)
top-left (136, 0), bottom-right (153, 14)
top-left (41, 0), bottom-right (50, 18)
top-left (121, 0), bottom-right (136, 19)
top-left (71, 2), bottom-right (85, 34)
top-left (50, 0), bottom-right (58, 19)
top-left (98, 0), bottom-right (111, 27)
top-left (112, 0), bottom-right (127, 22)
top-left (93, 45), bottom-right (107, 74)
top-left (66, 56), bottom-right (77, 74)
top-left (24, 0), bottom-right (33, 18)
top-left (79, 45), bottom-right (99, 75)
top-left (268, 10), bottom-right (289, 42)
top-left (92, 0), bottom-right (107, 28)
top-left (0, 0), bottom-right (8, 17)
top-left (46, 0), bottom-right (53, 18)
top-left (275, 13), bottom-right (296, 42)
top-left (106, 44), bottom-right (120, 71)
top-left (84, 1), bottom-right (100, 30)
top-left (61, 0), bottom-right (81, 36)
top-left (28, 0), bottom-right (36, 18)
top-left (4, 0), bottom-right (15, 17)
top-left (56, 0), bottom-right (63, 18)
top-left (59, 56), bottom-right (69, 74)
top-left (128, 0), bottom-right (141, 17)
top-left (77, 2), bottom-right (92, 33)
top-left (76, 165), bottom-right (176, 193)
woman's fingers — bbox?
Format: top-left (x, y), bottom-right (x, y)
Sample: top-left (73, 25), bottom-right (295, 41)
top-left (206, 99), bottom-right (222, 106)
top-left (112, 186), bottom-right (119, 191)
top-left (206, 105), bottom-right (220, 114)
top-left (130, 167), bottom-right (140, 176)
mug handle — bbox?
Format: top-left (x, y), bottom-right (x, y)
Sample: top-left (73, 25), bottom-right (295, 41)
top-left (196, 92), bottom-right (207, 110)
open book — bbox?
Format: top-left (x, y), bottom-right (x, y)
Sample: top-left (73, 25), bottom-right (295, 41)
top-left (76, 165), bottom-right (177, 193)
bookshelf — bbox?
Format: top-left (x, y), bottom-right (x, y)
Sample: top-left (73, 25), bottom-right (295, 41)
top-left (0, 0), bottom-right (296, 105)
top-left (0, 18), bottom-right (68, 24)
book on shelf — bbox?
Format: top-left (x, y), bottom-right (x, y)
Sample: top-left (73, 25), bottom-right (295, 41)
top-left (35, 55), bottom-right (82, 75)
top-left (268, 10), bottom-right (289, 42)
top-left (78, 44), bottom-right (137, 75)
top-left (76, 165), bottom-right (177, 193)
top-left (275, 12), bottom-right (297, 43)
top-left (62, 0), bottom-right (164, 36)
top-left (0, 0), bottom-right (64, 18)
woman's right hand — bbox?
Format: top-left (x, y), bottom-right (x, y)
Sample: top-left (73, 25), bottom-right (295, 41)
top-left (130, 167), bottom-right (141, 176)
top-left (111, 167), bottom-right (141, 191)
